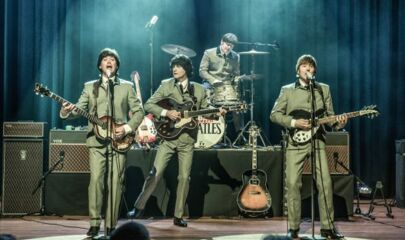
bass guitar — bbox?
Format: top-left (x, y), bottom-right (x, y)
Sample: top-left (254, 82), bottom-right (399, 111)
top-left (154, 98), bottom-right (247, 140)
top-left (237, 125), bottom-right (272, 215)
top-left (131, 71), bottom-right (157, 148)
top-left (34, 83), bottom-right (134, 153)
top-left (289, 105), bottom-right (379, 145)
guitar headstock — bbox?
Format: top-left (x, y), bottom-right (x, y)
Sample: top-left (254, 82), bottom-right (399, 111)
top-left (34, 83), bottom-right (51, 97)
top-left (360, 105), bottom-right (380, 119)
top-left (227, 103), bottom-right (250, 113)
top-left (130, 71), bottom-right (140, 82)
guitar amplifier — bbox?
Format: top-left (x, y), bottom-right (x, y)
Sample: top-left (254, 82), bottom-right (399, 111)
top-left (3, 122), bottom-right (46, 138)
top-left (49, 130), bottom-right (89, 173)
top-left (303, 131), bottom-right (350, 175)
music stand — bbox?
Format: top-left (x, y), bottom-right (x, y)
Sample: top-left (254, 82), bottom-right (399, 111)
top-left (232, 48), bottom-right (269, 147)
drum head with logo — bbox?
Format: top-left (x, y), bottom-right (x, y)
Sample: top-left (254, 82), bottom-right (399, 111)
top-left (194, 116), bottom-right (225, 149)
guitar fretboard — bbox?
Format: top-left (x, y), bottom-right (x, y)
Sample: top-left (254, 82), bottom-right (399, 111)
top-left (48, 92), bottom-right (105, 128)
top-left (317, 111), bottom-right (361, 125)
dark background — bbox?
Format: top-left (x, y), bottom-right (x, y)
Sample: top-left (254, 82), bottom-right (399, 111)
top-left (1, 0), bottom-right (404, 197)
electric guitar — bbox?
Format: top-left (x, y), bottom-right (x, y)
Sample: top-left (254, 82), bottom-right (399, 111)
top-left (237, 125), bottom-right (272, 215)
top-left (154, 98), bottom-right (248, 140)
top-left (131, 71), bottom-right (157, 148)
top-left (289, 105), bottom-right (379, 145)
top-left (34, 83), bottom-right (135, 153)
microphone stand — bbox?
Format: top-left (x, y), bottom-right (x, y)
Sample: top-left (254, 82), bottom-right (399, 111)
top-left (308, 79), bottom-right (320, 239)
top-left (100, 77), bottom-right (115, 239)
top-left (30, 151), bottom-right (65, 216)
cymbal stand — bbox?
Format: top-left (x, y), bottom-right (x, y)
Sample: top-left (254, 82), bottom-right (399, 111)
top-left (232, 51), bottom-right (267, 147)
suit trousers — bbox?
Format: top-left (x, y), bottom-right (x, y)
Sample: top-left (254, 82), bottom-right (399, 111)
top-left (285, 140), bottom-right (334, 230)
top-left (134, 133), bottom-right (194, 218)
top-left (88, 145), bottom-right (126, 228)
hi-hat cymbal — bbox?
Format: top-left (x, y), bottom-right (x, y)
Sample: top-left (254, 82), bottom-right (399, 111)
top-left (161, 44), bottom-right (196, 57)
top-left (238, 49), bottom-right (270, 55)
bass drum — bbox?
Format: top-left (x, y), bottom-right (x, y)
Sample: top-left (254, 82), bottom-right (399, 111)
top-left (194, 116), bottom-right (225, 149)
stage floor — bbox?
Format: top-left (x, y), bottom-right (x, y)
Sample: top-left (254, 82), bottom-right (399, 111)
top-left (1, 201), bottom-right (404, 240)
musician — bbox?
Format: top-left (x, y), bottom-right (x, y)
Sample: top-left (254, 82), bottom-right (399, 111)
top-left (127, 54), bottom-right (226, 227)
top-left (60, 48), bottom-right (144, 237)
top-left (270, 54), bottom-right (347, 239)
top-left (199, 33), bottom-right (244, 143)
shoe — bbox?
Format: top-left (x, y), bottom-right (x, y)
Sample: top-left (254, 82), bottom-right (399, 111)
top-left (173, 217), bottom-right (188, 227)
top-left (320, 229), bottom-right (344, 239)
top-left (86, 226), bottom-right (100, 237)
top-left (287, 229), bottom-right (299, 239)
top-left (106, 227), bottom-right (115, 236)
top-left (127, 208), bottom-right (144, 219)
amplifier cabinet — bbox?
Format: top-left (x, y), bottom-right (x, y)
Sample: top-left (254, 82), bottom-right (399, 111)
top-left (3, 122), bottom-right (46, 138)
top-left (2, 139), bottom-right (43, 215)
top-left (49, 130), bottom-right (89, 173)
top-left (303, 131), bottom-right (350, 175)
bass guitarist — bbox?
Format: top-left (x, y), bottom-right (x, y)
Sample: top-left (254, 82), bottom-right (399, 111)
top-left (127, 54), bottom-right (226, 227)
top-left (270, 54), bottom-right (347, 239)
top-left (60, 48), bottom-right (144, 237)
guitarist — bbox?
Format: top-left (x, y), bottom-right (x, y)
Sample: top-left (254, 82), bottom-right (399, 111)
top-left (60, 48), bottom-right (144, 237)
top-left (127, 54), bottom-right (226, 227)
top-left (270, 55), bottom-right (347, 239)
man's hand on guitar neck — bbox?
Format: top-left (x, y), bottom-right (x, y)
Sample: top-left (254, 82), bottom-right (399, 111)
top-left (60, 102), bottom-right (75, 118)
top-left (335, 114), bottom-right (348, 129)
top-left (217, 107), bottom-right (227, 117)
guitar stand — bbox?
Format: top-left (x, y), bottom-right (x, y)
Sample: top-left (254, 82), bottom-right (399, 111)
top-left (363, 181), bottom-right (394, 220)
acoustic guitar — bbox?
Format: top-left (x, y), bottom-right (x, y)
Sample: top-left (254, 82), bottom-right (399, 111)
top-left (237, 125), bottom-right (272, 215)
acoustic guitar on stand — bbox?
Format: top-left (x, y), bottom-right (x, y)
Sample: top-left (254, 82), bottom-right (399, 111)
top-left (237, 125), bottom-right (272, 216)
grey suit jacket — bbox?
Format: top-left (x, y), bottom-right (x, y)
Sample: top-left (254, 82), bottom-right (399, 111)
top-left (65, 78), bottom-right (144, 147)
top-left (199, 47), bottom-right (240, 85)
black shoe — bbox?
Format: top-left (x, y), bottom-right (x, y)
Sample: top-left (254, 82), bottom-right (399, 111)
top-left (320, 229), bottom-right (344, 239)
top-left (106, 227), bottom-right (115, 236)
top-left (287, 229), bottom-right (299, 239)
top-left (86, 226), bottom-right (100, 237)
top-left (173, 217), bottom-right (188, 227)
top-left (127, 208), bottom-right (144, 219)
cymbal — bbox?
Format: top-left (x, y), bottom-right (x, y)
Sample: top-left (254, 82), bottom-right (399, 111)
top-left (238, 49), bottom-right (270, 55)
top-left (161, 44), bottom-right (196, 57)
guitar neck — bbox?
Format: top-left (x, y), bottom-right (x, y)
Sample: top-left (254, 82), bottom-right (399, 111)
top-left (184, 108), bottom-right (220, 118)
top-left (318, 111), bottom-right (361, 125)
top-left (133, 75), bottom-right (144, 106)
top-left (251, 133), bottom-right (258, 175)
top-left (48, 92), bottom-right (104, 127)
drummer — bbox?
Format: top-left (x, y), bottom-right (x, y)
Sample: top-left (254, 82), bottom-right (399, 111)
top-left (199, 33), bottom-right (245, 144)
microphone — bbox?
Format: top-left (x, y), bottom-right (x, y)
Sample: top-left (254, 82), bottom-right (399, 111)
top-left (306, 72), bottom-right (315, 81)
top-left (59, 150), bottom-right (65, 168)
top-left (145, 15), bottom-right (159, 28)
top-left (333, 152), bottom-right (339, 170)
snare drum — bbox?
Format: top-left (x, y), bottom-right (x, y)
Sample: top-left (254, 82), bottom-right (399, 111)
top-left (194, 116), bottom-right (225, 149)
top-left (212, 82), bottom-right (241, 106)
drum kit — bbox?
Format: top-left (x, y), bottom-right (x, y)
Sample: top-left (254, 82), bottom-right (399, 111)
top-left (161, 43), bottom-right (271, 148)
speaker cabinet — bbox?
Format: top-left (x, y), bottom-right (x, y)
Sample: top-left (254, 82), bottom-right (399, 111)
top-left (396, 140), bottom-right (405, 208)
top-left (1, 139), bottom-right (43, 215)
top-left (3, 122), bottom-right (46, 138)
top-left (49, 130), bottom-right (89, 173)
top-left (45, 173), bottom-right (89, 215)
top-left (303, 132), bottom-right (350, 175)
